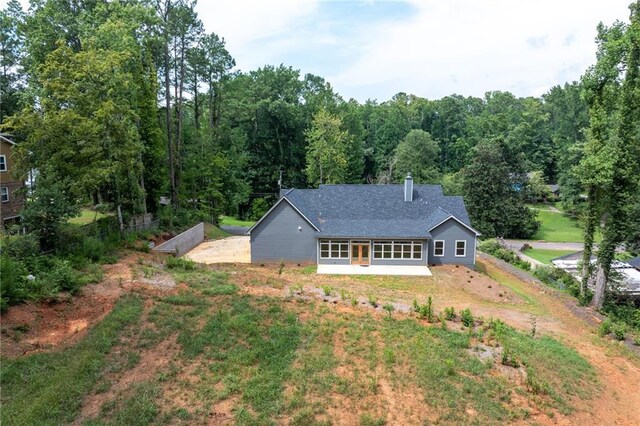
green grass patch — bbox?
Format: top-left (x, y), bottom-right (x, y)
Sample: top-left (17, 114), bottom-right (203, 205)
top-left (522, 248), bottom-right (576, 264)
top-left (205, 223), bottom-right (231, 240)
top-left (0, 295), bottom-right (143, 425)
top-left (219, 215), bottom-right (256, 227)
top-left (530, 210), bottom-right (584, 242)
top-left (68, 208), bottom-right (111, 227)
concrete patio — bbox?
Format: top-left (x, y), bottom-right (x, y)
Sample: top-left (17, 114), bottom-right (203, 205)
top-left (317, 264), bottom-right (432, 276)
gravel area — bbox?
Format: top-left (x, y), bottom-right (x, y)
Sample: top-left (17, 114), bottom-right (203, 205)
top-left (184, 236), bottom-right (250, 264)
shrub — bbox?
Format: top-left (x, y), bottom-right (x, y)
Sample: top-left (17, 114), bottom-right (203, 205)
top-left (461, 308), bottom-right (474, 327)
top-left (82, 236), bottom-right (108, 262)
top-left (322, 285), bottom-right (333, 296)
top-left (382, 303), bottom-right (395, 317)
top-left (443, 307), bottom-right (456, 320)
top-left (479, 239), bottom-right (531, 271)
top-left (0, 256), bottom-right (28, 311)
top-left (598, 319), bottom-right (612, 337)
top-left (166, 256), bottom-right (197, 271)
top-left (1, 234), bottom-right (40, 259)
top-left (611, 322), bottom-right (627, 341)
top-left (368, 295), bottom-right (378, 307)
top-left (46, 259), bottom-right (81, 293)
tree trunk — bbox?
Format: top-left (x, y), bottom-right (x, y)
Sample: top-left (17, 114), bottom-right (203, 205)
top-left (591, 264), bottom-right (607, 310)
top-left (164, 40), bottom-right (176, 208)
top-left (581, 184), bottom-right (597, 298)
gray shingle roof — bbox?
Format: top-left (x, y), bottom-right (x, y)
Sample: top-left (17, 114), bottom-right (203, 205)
top-left (629, 256), bottom-right (640, 269)
top-left (282, 184), bottom-right (476, 238)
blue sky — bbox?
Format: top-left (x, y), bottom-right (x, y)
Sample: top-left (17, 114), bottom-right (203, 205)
top-left (198, 0), bottom-right (632, 102)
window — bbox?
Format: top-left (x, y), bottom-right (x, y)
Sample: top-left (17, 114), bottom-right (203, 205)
top-left (434, 240), bottom-right (445, 257)
top-left (0, 155), bottom-right (6, 172)
top-left (320, 240), bottom-right (349, 259)
top-left (373, 241), bottom-right (422, 260)
top-left (455, 240), bottom-right (466, 257)
top-left (1, 187), bottom-right (8, 203)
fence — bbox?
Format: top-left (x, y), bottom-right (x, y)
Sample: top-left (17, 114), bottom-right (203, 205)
top-left (152, 222), bottom-right (204, 256)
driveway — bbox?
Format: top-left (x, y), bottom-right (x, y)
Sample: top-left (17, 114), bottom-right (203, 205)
top-left (184, 236), bottom-right (250, 264)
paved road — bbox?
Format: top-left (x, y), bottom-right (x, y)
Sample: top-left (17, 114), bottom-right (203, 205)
top-left (503, 240), bottom-right (584, 251)
top-left (220, 225), bottom-right (250, 235)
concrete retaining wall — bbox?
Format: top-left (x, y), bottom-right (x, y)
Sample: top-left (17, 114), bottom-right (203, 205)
top-left (153, 222), bottom-right (204, 256)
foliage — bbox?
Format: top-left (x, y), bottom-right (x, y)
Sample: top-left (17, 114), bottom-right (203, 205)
top-left (20, 176), bottom-right (80, 250)
top-left (462, 139), bottom-right (540, 238)
top-left (443, 307), bottom-right (456, 320)
top-left (165, 256), bottom-right (197, 271)
top-left (460, 308), bottom-right (474, 327)
top-left (479, 239), bottom-right (532, 271)
top-left (305, 109), bottom-right (351, 186)
top-left (392, 129), bottom-right (440, 183)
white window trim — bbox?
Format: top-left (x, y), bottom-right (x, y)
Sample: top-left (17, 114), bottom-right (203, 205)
top-left (1, 186), bottom-right (9, 203)
top-left (0, 155), bottom-right (6, 172)
top-left (319, 239), bottom-right (349, 259)
top-left (372, 240), bottom-right (422, 260)
top-left (433, 240), bottom-right (445, 257)
top-left (455, 240), bottom-right (467, 257)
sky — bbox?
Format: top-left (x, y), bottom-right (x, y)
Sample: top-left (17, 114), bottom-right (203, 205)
top-left (4, 0), bottom-right (633, 102)
top-left (195, 0), bottom-right (632, 102)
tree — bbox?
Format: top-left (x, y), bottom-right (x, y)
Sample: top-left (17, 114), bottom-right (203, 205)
top-left (462, 139), bottom-right (540, 238)
top-left (392, 129), bottom-right (440, 183)
top-left (590, 2), bottom-right (640, 309)
top-left (305, 109), bottom-right (350, 186)
top-left (527, 171), bottom-right (552, 202)
top-left (0, 0), bottom-right (24, 124)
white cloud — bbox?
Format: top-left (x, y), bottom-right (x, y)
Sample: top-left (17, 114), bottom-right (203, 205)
top-left (326, 0), bottom-right (632, 100)
top-left (195, 0), bottom-right (320, 71)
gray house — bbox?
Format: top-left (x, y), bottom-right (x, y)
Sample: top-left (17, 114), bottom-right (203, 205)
top-left (248, 175), bottom-right (480, 275)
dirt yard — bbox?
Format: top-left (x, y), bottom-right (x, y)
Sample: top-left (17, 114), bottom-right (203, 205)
top-left (183, 235), bottom-right (250, 264)
top-left (2, 252), bottom-right (640, 425)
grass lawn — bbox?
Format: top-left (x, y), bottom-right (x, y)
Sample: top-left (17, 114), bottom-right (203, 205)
top-left (204, 223), bottom-right (231, 240)
top-left (219, 215), bottom-right (256, 227)
top-left (523, 248), bottom-right (576, 264)
top-left (68, 208), bottom-right (111, 226)
top-left (1, 258), bottom-right (598, 425)
top-left (531, 210), bottom-right (585, 242)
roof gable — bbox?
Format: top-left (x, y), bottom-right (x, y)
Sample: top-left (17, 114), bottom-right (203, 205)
top-left (247, 196), bottom-right (320, 234)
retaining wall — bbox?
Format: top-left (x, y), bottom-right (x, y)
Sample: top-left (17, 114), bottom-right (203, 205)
top-left (153, 222), bottom-right (204, 256)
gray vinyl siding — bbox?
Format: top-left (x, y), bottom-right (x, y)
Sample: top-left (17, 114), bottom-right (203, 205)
top-left (428, 219), bottom-right (476, 266)
top-left (250, 200), bottom-right (317, 263)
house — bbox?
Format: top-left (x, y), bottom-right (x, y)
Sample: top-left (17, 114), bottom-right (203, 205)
top-left (0, 134), bottom-right (25, 227)
top-left (247, 174), bottom-right (480, 275)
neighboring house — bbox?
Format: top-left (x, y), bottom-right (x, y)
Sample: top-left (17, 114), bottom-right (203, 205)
top-left (629, 256), bottom-right (640, 271)
top-left (548, 184), bottom-right (560, 198)
top-left (0, 134), bottom-right (25, 227)
top-left (248, 175), bottom-right (480, 275)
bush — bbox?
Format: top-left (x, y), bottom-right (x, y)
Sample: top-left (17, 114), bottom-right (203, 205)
top-left (611, 322), bottom-right (627, 341)
top-left (479, 239), bottom-right (531, 271)
top-left (461, 308), bottom-right (474, 327)
top-left (598, 319), bottom-right (612, 337)
top-left (1, 234), bottom-right (40, 259)
top-left (533, 265), bottom-right (581, 296)
top-left (443, 307), bottom-right (456, 320)
top-left (44, 259), bottom-right (81, 294)
top-left (0, 256), bottom-right (28, 311)
top-left (166, 256), bottom-right (197, 271)
top-left (82, 236), bottom-right (108, 262)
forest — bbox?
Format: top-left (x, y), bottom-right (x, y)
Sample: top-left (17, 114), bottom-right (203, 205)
top-left (1, 1), bottom-right (639, 307)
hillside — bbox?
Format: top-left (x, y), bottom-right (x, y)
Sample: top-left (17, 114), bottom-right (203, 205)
top-left (2, 253), bottom-right (639, 425)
